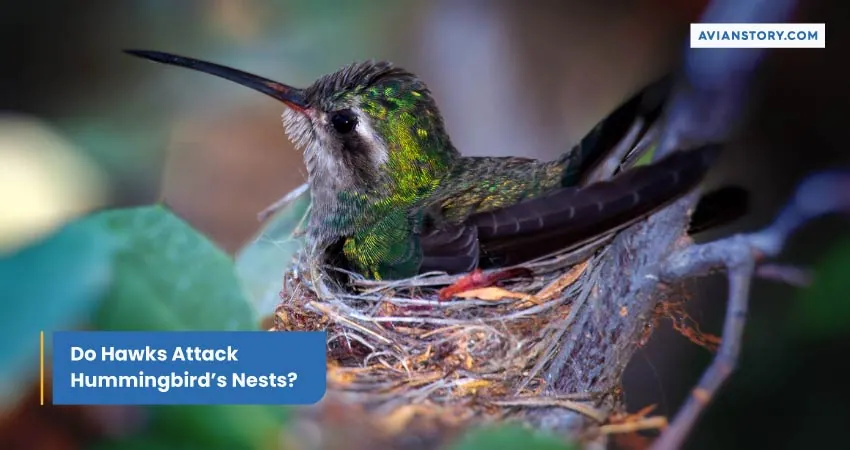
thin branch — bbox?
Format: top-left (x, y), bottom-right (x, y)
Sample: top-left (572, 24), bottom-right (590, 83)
top-left (655, 0), bottom-right (801, 159)
top-left (652, 170), bottom-right (850, 450)
top-left (660, 171), bottom-right (850, 281)
top-left (492, 397), bottom-right (607, 423)
top-left (526, 0), bottom-right (810, 443)
top-left (256, 182), bottom-right (309, 223)
top-left (755, 263), bottom-right (812, 287)
top-left (654, 261), bottom-right (754, 450)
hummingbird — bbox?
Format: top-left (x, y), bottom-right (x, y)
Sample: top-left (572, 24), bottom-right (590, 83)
top-left (126, 50), bottom-right (732, 281)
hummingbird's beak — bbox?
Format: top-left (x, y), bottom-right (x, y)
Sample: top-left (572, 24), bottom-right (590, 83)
top-left (124, 49), bottom-right (309, 112)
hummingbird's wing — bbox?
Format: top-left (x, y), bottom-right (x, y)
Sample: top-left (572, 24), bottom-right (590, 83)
top-left (415, 73), bottom-right (747, 275)
top-left (468, 144), bottom-right (722, 268)
top-left (416, 145), bottom-right (741, 274)
top-left (415, 145), bottom-right (723, 274)
top-left (415, 74), bottom-right (678, 275)
top-left (418, 222), bottom-right (480, 274)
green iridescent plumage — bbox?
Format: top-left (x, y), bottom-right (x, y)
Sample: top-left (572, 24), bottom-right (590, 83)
top-left (301, 66), bottom-right (589, 279)
top-left (312, 72), bottom-right (458, 279)
top-left (314, 68), bottom-right (617, 279)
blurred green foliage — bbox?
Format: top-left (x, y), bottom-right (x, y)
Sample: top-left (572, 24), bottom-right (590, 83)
top-left (0, 197), bottom-right (583, 449)
top-left (0, 215), bottom-right (116, 407)
top-left (91, 404), bottom-right (290, 450)
top-left (0, 205), bottom-right (290, 449)
top-left (87, 436), bottom-right (202, 450)
top-left (795, 236), bottom-right (850, 339)
top-left (448, 424), bottom-right (577, 450)
top-left (90, 205), bottom-right (258, 331)
top-left (236, 185), bottom-right (311, 316)
top-left (634, 144), bottom-right (657, 166)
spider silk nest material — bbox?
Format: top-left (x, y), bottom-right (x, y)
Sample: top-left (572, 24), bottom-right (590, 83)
top-left (272, 233), bottom-right (619, 436)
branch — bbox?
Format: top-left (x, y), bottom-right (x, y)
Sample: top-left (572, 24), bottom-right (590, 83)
top-left (652, 170), bottom-right (850, 450)
top-left (522, 0), bottom-right (818, 444)
top-left (656, 0), bottom-right (802, 159)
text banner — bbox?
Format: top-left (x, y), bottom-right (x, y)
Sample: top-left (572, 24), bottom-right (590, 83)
top-left (51, 331), bottom-right (327, 405)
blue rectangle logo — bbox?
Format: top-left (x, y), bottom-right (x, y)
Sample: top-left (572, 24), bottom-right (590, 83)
top-left (51, 331), bottom-right (327, 405)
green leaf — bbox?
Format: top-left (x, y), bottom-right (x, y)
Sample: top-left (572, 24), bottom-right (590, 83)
top-left (87, 405), bottom-right (290, 450)
top-left (89, 204), bottom-right (258, 331)
top-left (795, 236), bottom-right (850, 339)
top-left (145, 405), bottom-right (290, 450)
top-left (449, 424), bottom-right (578, 450)
top-left (235, 185), bottom-right (311, 316)
top-left (86, 435), bottom-right (198, 450)
top-left (82, 205), bottom-right (289, 449)
top-left (0, 219), bottom-right (117, 407)
top-left (4, 205), bottom-right (291, 448)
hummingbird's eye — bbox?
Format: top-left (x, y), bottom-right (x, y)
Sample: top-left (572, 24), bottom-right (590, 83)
top-left (330, 110), bottom-right (358, 134)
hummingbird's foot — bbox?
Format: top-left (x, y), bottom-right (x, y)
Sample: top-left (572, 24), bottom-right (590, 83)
top-left (437, 267), bottom-right (533, 301)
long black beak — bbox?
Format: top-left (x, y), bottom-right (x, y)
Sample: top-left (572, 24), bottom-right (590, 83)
top-left (124, 49), bottom-right (309, 112)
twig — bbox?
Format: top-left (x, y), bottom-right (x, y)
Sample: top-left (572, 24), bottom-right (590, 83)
top-left (656, 261), bottom-right (754, 450)
top-left (655, 0), bottom-right (801, 160)
top-left (256, 182), bottom-right (309, 223)
top-left (652, 170), bottom-right (850, 450)
top-left (518, 259), bottom-right (602, 394)
top-left (492, 398), bottom-right (607, 423)
top-left (308, 301), bottom-right (395, 345)
top-left (755, 263), bottom-right (812, 287)
top-left (523, 0), bottom-right (810, 442)
top-left (600, 417), bottom-right (668, 435)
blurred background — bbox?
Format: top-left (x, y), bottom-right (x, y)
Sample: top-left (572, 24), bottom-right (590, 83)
top-left (1, 0), bottom-right (848, 449)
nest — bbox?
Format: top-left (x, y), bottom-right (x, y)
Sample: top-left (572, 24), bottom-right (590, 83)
top-left (270, 233), bottom-right (647, 447)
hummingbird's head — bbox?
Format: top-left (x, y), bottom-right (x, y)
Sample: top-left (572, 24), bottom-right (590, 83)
top-left (125, 50), bottom-right (459, 193)
top-left (286, 60), bottom-right (458, 188)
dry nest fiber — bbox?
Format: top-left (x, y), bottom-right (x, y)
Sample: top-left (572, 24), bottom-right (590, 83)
top-left (270, 233), bottom-right (677, 445)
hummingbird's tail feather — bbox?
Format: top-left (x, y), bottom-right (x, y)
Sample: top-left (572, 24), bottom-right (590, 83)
top-left (687, 185), bottom-right (750, 234)
top-left (472, 144), bottom-right (722, 267)
top-left (558, 74), bottom-right (674, 187)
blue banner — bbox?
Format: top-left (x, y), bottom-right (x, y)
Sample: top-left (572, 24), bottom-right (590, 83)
top-left (51, 331), bottom-right (327, 405)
